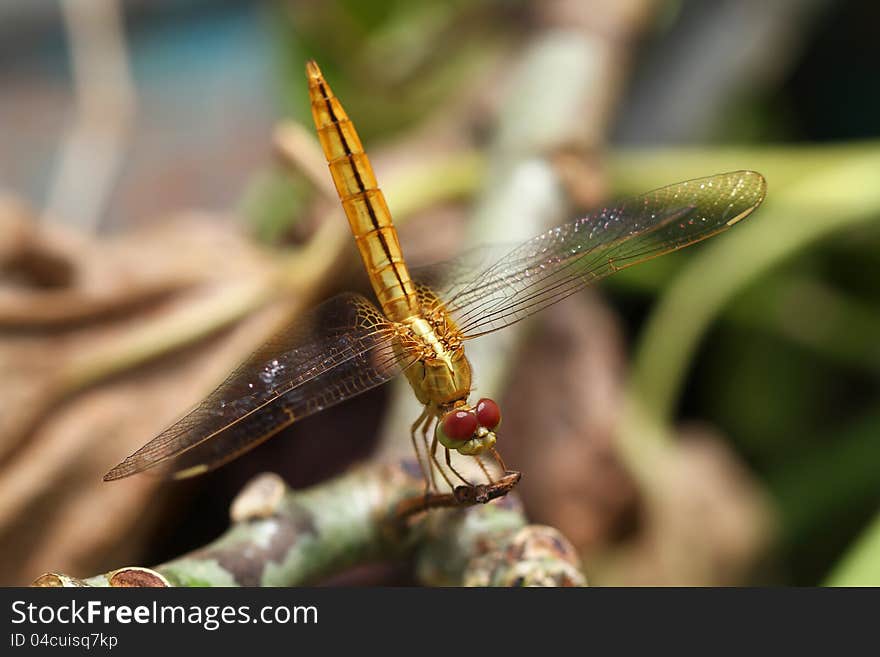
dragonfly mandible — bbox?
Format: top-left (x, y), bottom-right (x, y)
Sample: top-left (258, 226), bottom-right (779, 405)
top-left (104, 61), bottom-right (766, 502)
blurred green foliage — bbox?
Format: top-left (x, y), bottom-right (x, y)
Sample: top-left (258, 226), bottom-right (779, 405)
top-left (611, 145), bottom-right (880, 583)
top-left (238, 169), bottom-right (313, 243)
top-left (270, 0), bottom-right (521, 138)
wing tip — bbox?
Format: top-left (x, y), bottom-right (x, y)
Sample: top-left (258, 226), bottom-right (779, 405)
top-left (736, 169), bottom-right (768, 193)
top-left (103, 454), bottom-right (155, 481)
top-left (102, 463), bottom-right (127, 482)
top-left (724, 170), bottom-right (768, 227)
top-left (103, 460), bottom-right (205, 482)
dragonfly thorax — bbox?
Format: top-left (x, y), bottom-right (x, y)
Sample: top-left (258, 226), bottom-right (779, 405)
top-left (399, 314), bottom-right (472, 407)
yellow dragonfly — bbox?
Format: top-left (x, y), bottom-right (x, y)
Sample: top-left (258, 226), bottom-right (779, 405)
top-left (105, 61), bottom-right (766, 501)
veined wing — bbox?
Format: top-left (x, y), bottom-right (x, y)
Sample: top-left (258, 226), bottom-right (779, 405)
top-left (411, 242), bottom-right (518, 304)
top-left (104, 293), bottom-right (413, 480)
top-left (436, 171), bottom-right (766, 338)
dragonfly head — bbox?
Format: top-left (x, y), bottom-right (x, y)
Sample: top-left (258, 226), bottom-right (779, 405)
top-left (435, 398), bottom-right (501, 456)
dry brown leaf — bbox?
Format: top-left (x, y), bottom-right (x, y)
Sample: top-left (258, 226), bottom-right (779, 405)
top-left (0, 204), bottom-right (296, 584)
top-left (595, 428), bottom-right (775, 586)
top-left (500, 292), bottom-right (638, 553)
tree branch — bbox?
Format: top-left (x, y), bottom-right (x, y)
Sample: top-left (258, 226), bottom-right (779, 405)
top-left (33, 462), bottom-right (586, 587)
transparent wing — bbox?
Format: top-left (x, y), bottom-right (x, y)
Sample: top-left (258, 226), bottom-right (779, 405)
top-left (104, 293), bottom-right (413, 480)
top-left (410, 242), bottom-right (518, 305)
top-left (434, 171), bottom-right (766, 338)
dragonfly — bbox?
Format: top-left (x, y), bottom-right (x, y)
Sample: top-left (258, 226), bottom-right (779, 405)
top-left (104, 61), bottom-right (766, 502)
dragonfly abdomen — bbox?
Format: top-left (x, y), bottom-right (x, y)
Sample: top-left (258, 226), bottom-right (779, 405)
top-left (307, 61), bottom-right (418, 323)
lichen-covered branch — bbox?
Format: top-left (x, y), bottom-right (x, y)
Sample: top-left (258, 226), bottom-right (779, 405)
top-left (417, 500), bottom-right (585, 587)
top-left (33, 463), bottom-right (585, 587)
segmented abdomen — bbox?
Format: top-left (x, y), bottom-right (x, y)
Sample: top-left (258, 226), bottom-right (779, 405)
top-left (307, 61), bottom-right (418, 323)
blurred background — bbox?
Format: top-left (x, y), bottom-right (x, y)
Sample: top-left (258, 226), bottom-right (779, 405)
top-left (1, 0), bottom-right (879, 586)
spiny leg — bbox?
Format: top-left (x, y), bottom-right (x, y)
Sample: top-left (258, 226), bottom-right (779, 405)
top-left (441, 443), bottom-right (473, 488)
top-left (423, 416), bottom-right (455, 491)
top-left (489, 446), bottom-right (508, 473)
top-left (422, 411), bottom-right (447, 493)
top-left (473, 453), bottom-right (495, 484)
top-left (409, 407), bottom-right (432, 494)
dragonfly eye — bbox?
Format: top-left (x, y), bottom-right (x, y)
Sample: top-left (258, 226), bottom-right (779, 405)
top-left (475, 398), bottom-right (501, 430)
top-left (441, 409), bottom-right (478, 442)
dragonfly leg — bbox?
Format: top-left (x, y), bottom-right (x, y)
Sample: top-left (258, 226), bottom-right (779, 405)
top-left (409, 408), bottom-right (433, 495)
top-left (425, 420), bottom-right (456, 491)
top-left (441, 444), bottom-right (473, 488)
top-left (473, 453), bottom-right (495, 484)
top-left (421, 413), bottom-right (441, 493)
top-left (489, 446), bottom-right (508, 473)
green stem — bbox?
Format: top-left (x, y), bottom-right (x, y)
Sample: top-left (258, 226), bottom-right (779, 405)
top-left (825, 510), bottom-right (880, 586)
top-left (610, 270), bottom-right (880, 373)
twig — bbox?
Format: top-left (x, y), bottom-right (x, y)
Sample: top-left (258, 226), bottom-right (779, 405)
top-left (33, 463), bottom-right (585, 587)
top-left (46, 0), bottom-right (136, 232)
top-left (393, 470), bottom-right (522, 520)
top-left (274, 121), bottom-right (338, 199)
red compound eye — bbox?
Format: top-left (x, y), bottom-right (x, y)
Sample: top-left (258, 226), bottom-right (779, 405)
top-left (476, 398), bottom-right (501, 429)
top-left (441, 409), bottom-right (478, 442)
